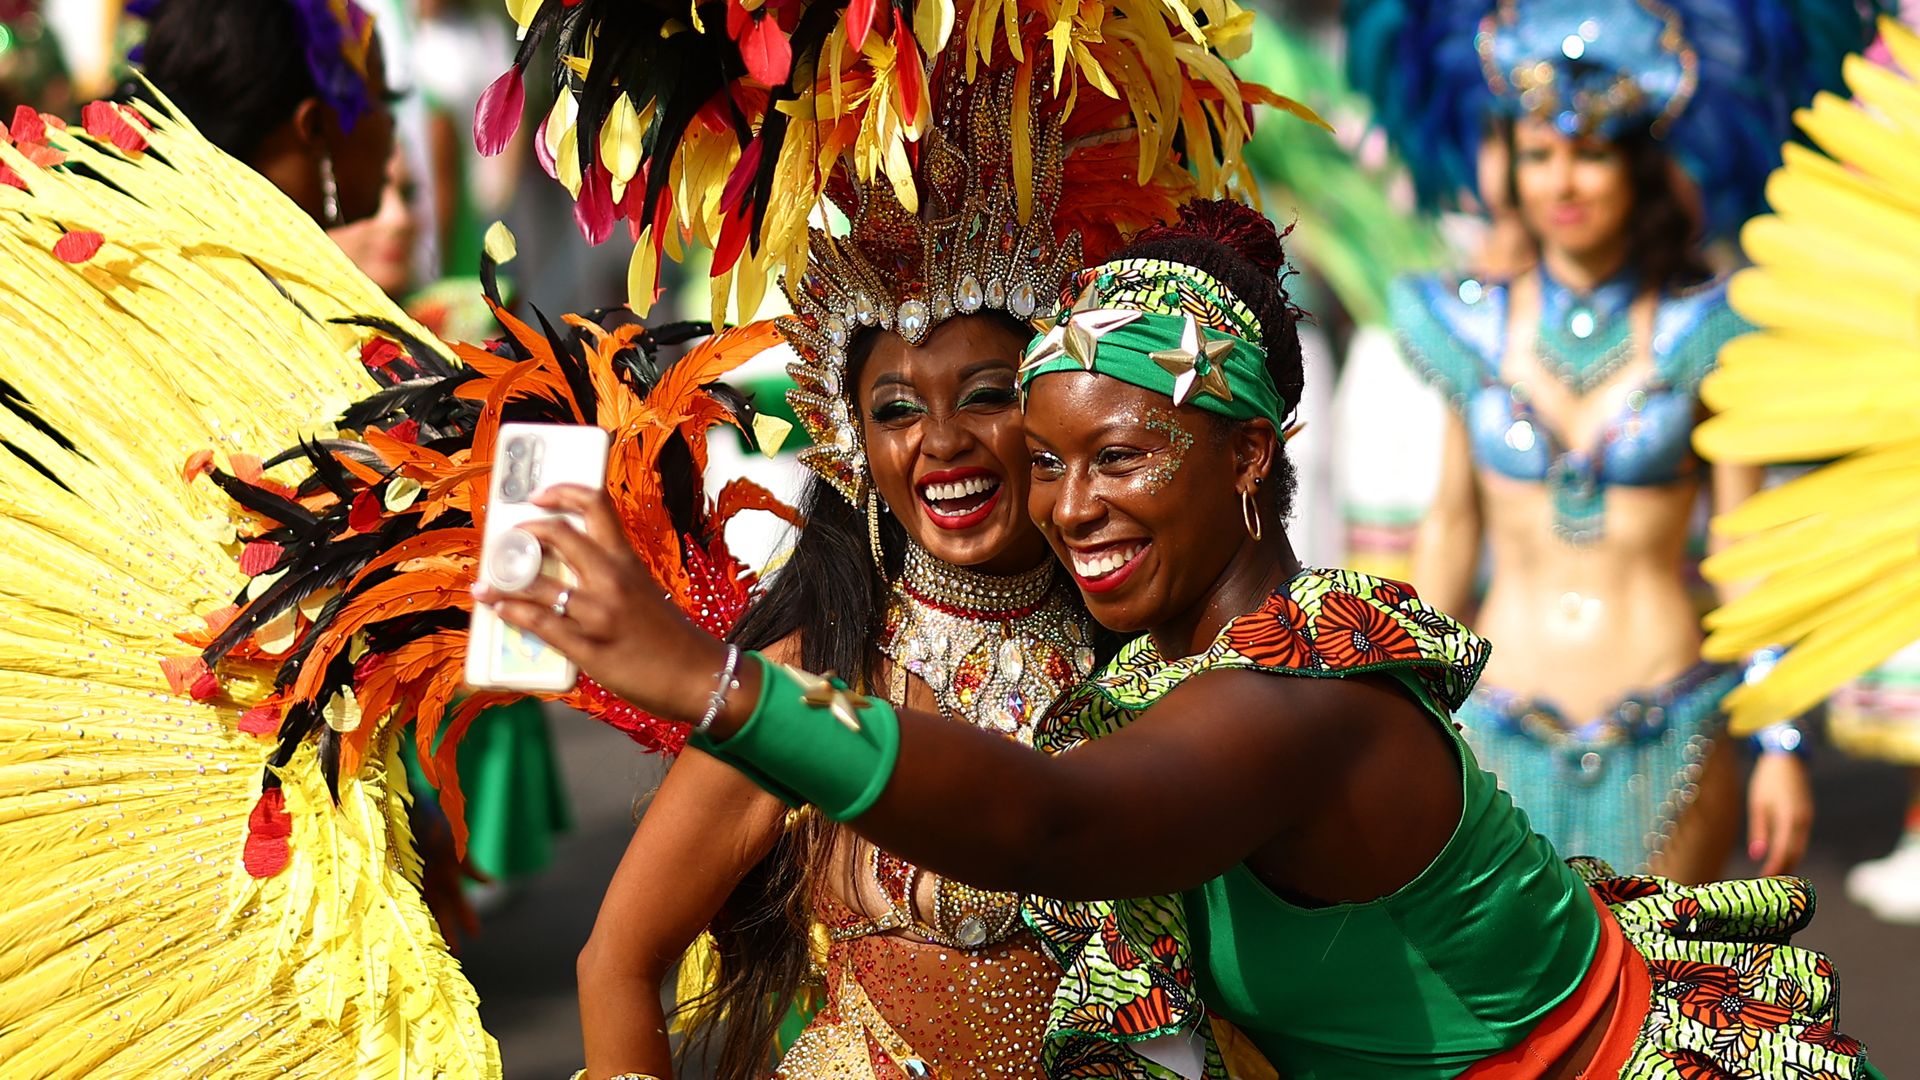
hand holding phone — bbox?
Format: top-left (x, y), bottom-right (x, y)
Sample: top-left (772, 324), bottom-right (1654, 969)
top-left (465, 423), bottom-right (613, 691)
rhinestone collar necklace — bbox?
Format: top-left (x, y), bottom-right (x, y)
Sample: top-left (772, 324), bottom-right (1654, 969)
top-left (899, 541), bottom-right (1057, 616)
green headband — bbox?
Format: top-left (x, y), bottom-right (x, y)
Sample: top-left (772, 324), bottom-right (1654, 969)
top-left (1017, 259), bottom-right (1289, 425)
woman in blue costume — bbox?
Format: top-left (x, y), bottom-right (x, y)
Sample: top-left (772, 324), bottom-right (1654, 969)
top-left (479, 200), bottom-right (1881, 1080)
top-left (1351, 0), bottom-right (1882, 880)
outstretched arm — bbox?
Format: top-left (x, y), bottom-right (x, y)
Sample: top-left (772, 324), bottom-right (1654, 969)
top-left (478, 487), bottom-right (1350, 901)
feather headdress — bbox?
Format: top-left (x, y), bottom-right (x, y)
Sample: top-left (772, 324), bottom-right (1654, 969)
top-left (179, 257), bottom-right (796, 863)
top-left (1345, 0), bottom-right (1884, 237)
top-left (0, 92), bottom-right (501, 1074)
top-left (478, 0), bottom-right (1322, 321)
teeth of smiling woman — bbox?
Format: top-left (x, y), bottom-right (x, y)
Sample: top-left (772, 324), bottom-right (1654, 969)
top-left (922, 476), bottom-right (998, 501)
top-left (1071, 544), bottom-right (1143, 579)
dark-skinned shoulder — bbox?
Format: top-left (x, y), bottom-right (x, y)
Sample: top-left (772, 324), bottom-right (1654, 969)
top-left (1135, 665), bottom-right (1439, 827)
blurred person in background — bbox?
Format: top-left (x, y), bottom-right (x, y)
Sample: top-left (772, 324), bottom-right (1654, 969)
top-left (0, 1), bottom-right (74, 118)
top-left (1350, 0), bottom-right (1881, 882)
top-left (135, 0), bottom-right (568, 944)
top-left (131, 0), bottom-right (394, 228)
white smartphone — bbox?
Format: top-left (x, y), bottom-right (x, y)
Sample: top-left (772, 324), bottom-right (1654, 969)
top-left (465, 422), bottom-right (613, 692)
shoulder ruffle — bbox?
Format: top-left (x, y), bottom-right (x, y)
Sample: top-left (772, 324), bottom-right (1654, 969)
top-left (1653, 276), bottom-right (1753, 397)
top-left (1387, 274), bottom-right (1506, 412)
top-left (1040, 569), bottom-right (1491, 756)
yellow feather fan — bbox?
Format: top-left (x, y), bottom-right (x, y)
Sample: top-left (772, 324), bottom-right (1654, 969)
top-left (1695, 17), bottom-right (1920, 733)
top-left (0, 98), bottom-right (497, 1076)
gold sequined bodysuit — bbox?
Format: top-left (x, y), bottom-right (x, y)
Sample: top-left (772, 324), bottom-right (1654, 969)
top-left (774, 548), bottom-right (1092, 1080)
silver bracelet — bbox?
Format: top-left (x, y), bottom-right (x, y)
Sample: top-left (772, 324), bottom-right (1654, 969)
top-left (692, 644), bottom-right (742, 736)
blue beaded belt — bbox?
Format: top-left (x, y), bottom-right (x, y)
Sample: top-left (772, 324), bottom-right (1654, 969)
top-left (1455, 662), bottom-right (1742, 873)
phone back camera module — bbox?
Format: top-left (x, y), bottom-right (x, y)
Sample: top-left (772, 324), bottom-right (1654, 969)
top-left (498, 435), bottom-right (544, 503)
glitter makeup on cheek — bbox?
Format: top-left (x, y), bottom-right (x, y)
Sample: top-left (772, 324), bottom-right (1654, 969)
top-left (1141, 408), bottom-right (1195, 494)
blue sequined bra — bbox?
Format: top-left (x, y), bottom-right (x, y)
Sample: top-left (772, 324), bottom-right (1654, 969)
top-left (1389, 273), bottom-right (1752, 543)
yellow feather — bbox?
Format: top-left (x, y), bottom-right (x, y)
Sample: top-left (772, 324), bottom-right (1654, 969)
top-left (0, 100), bottom-right (494, 1076)
top-left (1844, 54), bottom-right (1920, 139)
top-left (629, 233), bottom-right (662, 317)
top-left (1722, 572), bottom-right (1920, 731)
top-left (600, 92), bottom-right (648, 186)
top-left (1883, 16), bottom-right (1920, 76)
top-left (1013, 58), bottom-right (1036, 224)
top-left (1796, 94), bottom-right (1920, 213)
top-left (1702, 33), bottom-right (1920, 725)
top-left (913, 0), bottom-right (955, 60)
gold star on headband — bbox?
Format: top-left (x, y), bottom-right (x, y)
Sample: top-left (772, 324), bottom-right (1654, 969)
top-left (1064, 308), bottom-right (1143, 369)
top-left (1021, 289), bottom-right (1142, 373)
top-left (792, 667), bottom-right (873, 732)
top-left (1150, 315), bottom-right (1236, 407)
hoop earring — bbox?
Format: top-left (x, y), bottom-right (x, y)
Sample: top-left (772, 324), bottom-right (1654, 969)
top-left (866, 485), bottom-right (888, 579)
top-left (1240, 488), bottom-right (1263, 542)
top-left (319, 154), bottom-right (341, 227)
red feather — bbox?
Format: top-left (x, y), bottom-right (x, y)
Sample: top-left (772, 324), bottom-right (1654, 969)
top-left (243, 789), bottom-right (292, 878)
top-left (53, 231), bottom-right (104, 263)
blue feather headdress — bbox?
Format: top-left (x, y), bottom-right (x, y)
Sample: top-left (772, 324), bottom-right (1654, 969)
top-left (1345, 0), bottom-right (1886, 238)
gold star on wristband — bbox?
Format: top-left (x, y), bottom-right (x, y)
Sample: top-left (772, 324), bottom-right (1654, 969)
top-left (791, 667), bottom-right (873, 731)
top-left (1021, 287), bottom-right (1141, 373)
top-left (1150, 314), bottom-right (1236, 407)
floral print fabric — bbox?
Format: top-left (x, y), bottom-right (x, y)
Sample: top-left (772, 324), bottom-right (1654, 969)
top-left (1563, 859), bottom-right (1873, 1079)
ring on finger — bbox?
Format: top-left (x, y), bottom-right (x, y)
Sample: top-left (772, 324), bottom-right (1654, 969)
top-left (551, 588), bottom-right (572, 619)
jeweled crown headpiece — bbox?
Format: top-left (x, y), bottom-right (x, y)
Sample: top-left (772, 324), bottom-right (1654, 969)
top-left (779, 68), bottom-right (1082, 502)
top-left (1479, 0), bottom-right (1695, 138)
top-left (1346, 0), bottom-right (1884, 237)
top-left (486, 0), bottom-right (1323, 502)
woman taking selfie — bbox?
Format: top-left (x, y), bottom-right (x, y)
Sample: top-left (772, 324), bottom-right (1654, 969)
top-left (479, 1), bottom-right (1290, 1076)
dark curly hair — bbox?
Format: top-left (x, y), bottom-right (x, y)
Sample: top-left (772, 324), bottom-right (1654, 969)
top-left (1107, 199), bottom-right (1309, 519)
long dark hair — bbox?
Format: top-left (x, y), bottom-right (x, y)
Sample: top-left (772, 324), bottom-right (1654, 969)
top-left (675, 309), bottom-right (1064, 1078)
top-left (1107, 201), bottom-right (1310, 521)
top-left (1501, 119), bottom-right (1713, 293)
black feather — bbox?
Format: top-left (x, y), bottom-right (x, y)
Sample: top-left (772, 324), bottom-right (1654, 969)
top-left (270, 586), bottom-right (352, 691)
top-left (338, 373), bottom-right (480, 433)
top-left (268, 700), bottom-right (321, 769)
top-left (202, 529), bottom-right (387, 664)
top-left (534, 307), bottom-right (600, 425)
top-left (318, 726), bottom-right (342, 798)
top-left (268, 438), bottom-right (363, 501)
top-left (649, 320), bottom-right (713, 348)
top-left (204, 468), bottom-right (319, 528)
top-left (331, 316), bottom-right (459, 380)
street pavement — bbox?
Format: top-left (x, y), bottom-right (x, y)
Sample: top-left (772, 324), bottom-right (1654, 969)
top-left (465, 709), bottom-right (1920, 1079)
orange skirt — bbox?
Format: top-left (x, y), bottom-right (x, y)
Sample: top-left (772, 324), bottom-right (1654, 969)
top-left (1457, 891), bottom-right (1648, 1079)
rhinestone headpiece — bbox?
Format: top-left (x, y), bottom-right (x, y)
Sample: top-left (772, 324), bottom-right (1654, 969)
top-left (778, 68), bottom-right (1083, 504)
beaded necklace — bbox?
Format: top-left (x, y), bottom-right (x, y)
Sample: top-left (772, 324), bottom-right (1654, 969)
top-left (878, 542), bottom-right (1094, 741)
top-left (1532, 264), bottom-right (1639, 395)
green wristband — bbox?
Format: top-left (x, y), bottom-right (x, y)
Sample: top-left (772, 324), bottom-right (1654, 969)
top-left (690, 653), bottom-right (901, 821)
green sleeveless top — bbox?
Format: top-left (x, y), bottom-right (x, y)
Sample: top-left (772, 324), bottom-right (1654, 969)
top-left (1024, 569), bottom-right (1600, 1080)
